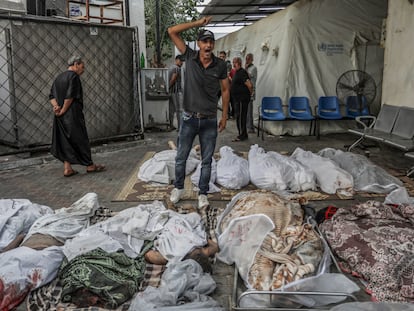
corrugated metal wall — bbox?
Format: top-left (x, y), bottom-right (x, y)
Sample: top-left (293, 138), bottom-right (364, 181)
top-left (0, 16), bottom-right (142, 151)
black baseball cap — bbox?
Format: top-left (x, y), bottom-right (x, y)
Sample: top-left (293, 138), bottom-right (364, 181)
top-left (197, 29), bottom-right (215, 41)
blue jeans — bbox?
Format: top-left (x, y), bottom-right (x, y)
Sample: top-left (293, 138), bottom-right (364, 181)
top-left (174, 113), bottom-right (217, 195)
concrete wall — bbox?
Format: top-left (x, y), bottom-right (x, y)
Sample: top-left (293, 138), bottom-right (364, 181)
top-left (128, 0), bottom-right (146, 66)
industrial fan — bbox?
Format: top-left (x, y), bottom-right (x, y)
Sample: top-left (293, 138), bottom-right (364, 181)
top-left (336, 70), bottom-right (377, 114)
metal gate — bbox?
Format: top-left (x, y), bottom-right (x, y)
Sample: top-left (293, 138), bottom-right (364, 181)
top-left (0, 15), bottom-right (142, 153)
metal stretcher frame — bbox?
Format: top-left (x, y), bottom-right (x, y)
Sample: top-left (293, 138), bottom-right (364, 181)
top-left (405, 152), bottom-right (414, 177)
top-left (230, 218), bottom-right (359, 311)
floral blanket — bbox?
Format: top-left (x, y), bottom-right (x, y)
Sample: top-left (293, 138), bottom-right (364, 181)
top-left (320, 200), bottom-right (414, 302)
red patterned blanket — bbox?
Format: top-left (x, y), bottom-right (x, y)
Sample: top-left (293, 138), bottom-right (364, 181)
top-left (320, 201), bottom-right (414, 302)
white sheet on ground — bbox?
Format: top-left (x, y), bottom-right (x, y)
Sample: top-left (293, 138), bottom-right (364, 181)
top-left (128, 259), bottom-right (223, 311)
top-left (216, 192), bottom-right (276, 284)
top-left (384, 186), bottom-right (414, 205)
top-left (0, 246), bottom-right (64, 309)
top-left (248, 145), bottom-right (316, 192)
top-left (0, 199), bottom-right (53, 251)
top-left (217, 214), bottom-right (274, 283)
top-left (216, 146), bottom-right (250, 189)
top-left (291, 147), bottom-right (353, 194)
top-left (248, 145), bottom-right (286, 190)
top-left (318, 148), bottom-right (402, 193)
top-left (63, 201), bottom-right (207, 262)
top-left (21, 192), bottom-right (99, 245)
top-left (138, 149), bottom-right (200, 184)
top-left (155, 211), bottom-right (207, 263)
top-left (64, 201), bottom-right (167, 260)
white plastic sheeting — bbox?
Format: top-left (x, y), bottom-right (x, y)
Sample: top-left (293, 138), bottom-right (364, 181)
top-left (0, 199), bottom-right (53, 251)
top-left (291, 147), bottom-right (353, 194)
top-left (248, 144), bottom-right (316, 192)
top-left (62, 201), bottom-right (169, 260)
top-left (384, 187), bottom-right (414, 206)
top-left (138, 149), bottom-right (200, 184)
top-left (214, 0), bottom-right (387, 135)
top-left (21, 192), bottom-right (99, 244)
top-left (216, 192), bottom-right (275, 286)
top-left (0, 246), bottom-right (64, 310)
top-left (217, 214), bottom-right (274, 284)
top-left (155, 211), bottom-right (207, 263)
top-left (138, 150), bottom-right (176, 184)
top-left (128, 259), bottom-right (223, 311)
top-left (63, 201), bottom-right (207, 262)
top-left (318, 148), bottom-right (402, 193)
top-left (216, 146), bottom-right (250, 189)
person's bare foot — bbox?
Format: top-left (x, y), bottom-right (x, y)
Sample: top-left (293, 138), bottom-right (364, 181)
top-left (63, 161), bottom-right (76, 177)
top-left (63, 169), bottom-right (78, 177)
top-left (145, 250), bottom-right (168, 265)
top-left (200, 239), bottom-right (219, 257)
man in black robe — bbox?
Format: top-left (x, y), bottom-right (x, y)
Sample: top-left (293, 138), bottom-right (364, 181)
top-left (49, 55), bottom-right (105, 177)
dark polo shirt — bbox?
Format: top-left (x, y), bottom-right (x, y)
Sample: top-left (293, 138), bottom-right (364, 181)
top-left (182, 46), bottom-right (228, 116)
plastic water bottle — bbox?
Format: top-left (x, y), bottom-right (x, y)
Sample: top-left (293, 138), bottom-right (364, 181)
top-left (140, 52), bottom-right (145, 68)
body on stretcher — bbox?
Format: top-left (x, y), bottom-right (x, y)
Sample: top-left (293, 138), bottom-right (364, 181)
top-left (230, 213), bottom-right (361, 311)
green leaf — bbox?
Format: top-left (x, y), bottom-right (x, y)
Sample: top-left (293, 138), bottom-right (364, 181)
top-left (144, 0), bottom-right (202, 66)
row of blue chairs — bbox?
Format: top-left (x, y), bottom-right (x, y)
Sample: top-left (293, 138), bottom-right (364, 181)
top-left (257, 95), bottom-right (370, 140)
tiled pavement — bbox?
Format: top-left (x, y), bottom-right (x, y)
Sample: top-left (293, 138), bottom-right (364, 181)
top-left (1, 118), bottom-right (413, 310)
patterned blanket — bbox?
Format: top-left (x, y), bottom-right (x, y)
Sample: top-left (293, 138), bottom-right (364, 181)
top-left (320, 201), bottom-right (414, 302)
top-left (26, 205), bottom-right (220, 311)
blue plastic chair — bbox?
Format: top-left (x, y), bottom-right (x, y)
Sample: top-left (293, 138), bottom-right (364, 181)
top-left (288, 96), bottom-right (315, 135)
top-left (316, 96), bottom-right (343, 138)
top-left (345, 95), bottom-right (370, 118)
top-left (257, 96), bottom-right (285, 140)
top-left (317, 96), bottom-right (342, 119)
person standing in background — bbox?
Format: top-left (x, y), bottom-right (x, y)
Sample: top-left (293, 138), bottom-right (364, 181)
top-left (219, 50), bottom-right (232, 75)
top-left (228, 62), bottom-right (237, 120)
top-left (245, 53), bottom-right (257, 133)
top-left (218, 51), bottom-right (232, 118)
top-left (49, 55), bottom-right (105, 177)
top-left (168, 54), bottom-right (184, 131)
top-left (231, 56), bottom-right (253, 142)
top-left (168, 17), bottom-right (230, 209)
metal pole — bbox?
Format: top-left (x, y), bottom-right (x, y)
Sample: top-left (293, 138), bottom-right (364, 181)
top-left (5, 28), bottom-right (19, 145)
top-left (125, 0), bottom-right (130, 26)
top-left (133, 26), bottom-right (145, 137)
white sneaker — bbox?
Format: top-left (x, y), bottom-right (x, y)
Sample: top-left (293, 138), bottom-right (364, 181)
top-left (198, 194), bottom-right (209, 209)
top-left (170, 188), bottom-right (184, 204)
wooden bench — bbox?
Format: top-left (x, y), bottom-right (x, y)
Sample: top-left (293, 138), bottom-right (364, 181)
top-left (347, 105), bottom-right (414, 152)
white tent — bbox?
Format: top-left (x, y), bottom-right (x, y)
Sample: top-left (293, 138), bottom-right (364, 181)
top-left (214, 0), bottom-right (387, 136)
top-left (382, 0), bottom-right (414, 109)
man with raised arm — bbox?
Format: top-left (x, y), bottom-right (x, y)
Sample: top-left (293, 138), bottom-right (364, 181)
top-left (168, 17), bottom-right (230, 209)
